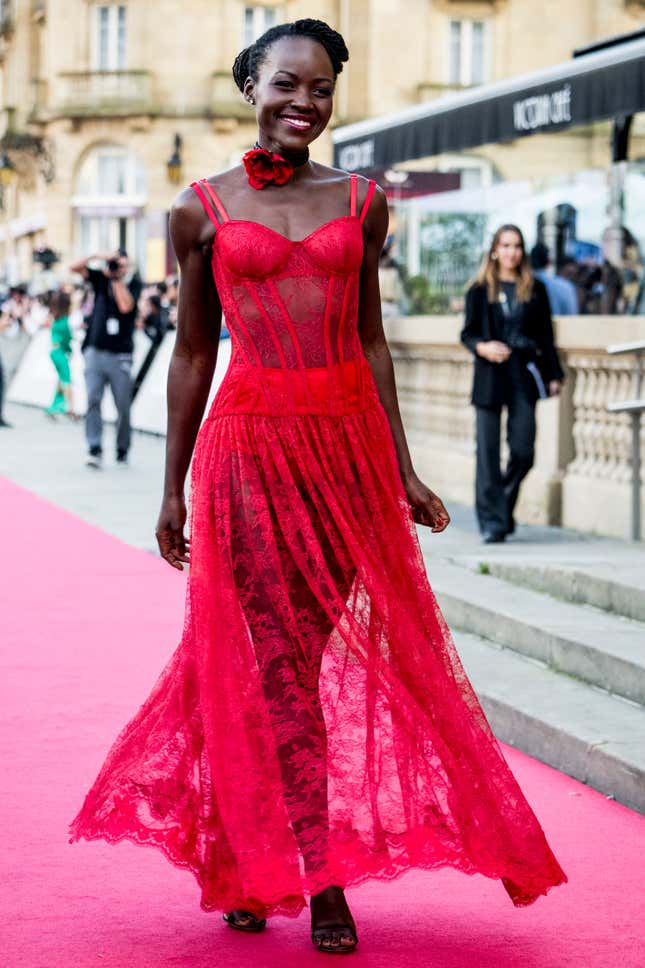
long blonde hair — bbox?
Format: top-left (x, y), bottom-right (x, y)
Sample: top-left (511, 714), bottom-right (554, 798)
top-left (475, 224), bottom-right (534, 303)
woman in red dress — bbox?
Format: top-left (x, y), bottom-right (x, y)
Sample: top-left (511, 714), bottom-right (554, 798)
top-left (70, 18), bottom-right (566, 955)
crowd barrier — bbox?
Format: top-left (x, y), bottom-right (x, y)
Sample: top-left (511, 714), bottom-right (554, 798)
top-left (8, 329), bottom-right (149, 421)
top-left (7, 330), bottom-right (231, 434)
top-left (0, 329), bottom-right (31, 384)
top-left (131, 333), bottom-right (231, 435)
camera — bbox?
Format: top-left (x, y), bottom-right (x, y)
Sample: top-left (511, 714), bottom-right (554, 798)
top-left (107, 258), bottom-right (121, 274)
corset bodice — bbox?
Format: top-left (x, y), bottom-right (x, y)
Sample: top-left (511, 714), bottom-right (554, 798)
top-left (191, 175), bottom-right (378, 416)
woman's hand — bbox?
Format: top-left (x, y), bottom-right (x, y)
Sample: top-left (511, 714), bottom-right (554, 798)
top-left (476, 340), bottom-right (511, 364)
top-left (156, 494), bottom-right (190, 570)
top-left (548, 380), bottom-right (562, 397)
top-left (403, 472), bottom-right (451, 533)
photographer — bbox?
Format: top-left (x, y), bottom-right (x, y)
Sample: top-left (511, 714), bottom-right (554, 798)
top-left (69, 249), bottom-right (137, 468)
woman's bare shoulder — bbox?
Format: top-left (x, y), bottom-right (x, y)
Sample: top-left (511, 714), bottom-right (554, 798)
top-left (170, 167), bottom-right (243, 239)
top-left (310, 160), bottom-right (351, 181)
top-left (201, 165), bottom-right (244, 187)
top-left (170, 186), bottom-right (203, 228)
top-left (353, 171), bottom-right (386, 207)
top-left (169, 184), bottom-right (217, 253)
top-left (313, 164), bottom-right (386, 206)
top-left (197, 165), bottom-right (254, 215)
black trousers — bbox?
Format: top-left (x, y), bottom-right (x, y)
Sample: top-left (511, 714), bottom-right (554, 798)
top-left (475, 391), bottom-right (536, 536)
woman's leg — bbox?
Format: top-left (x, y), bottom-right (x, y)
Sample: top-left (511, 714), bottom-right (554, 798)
top-left (48, 349), bottom-right (70, 414)
top-left (63, 381), bottom-right (76, 416)
top-left (249, 581), bottom-right (358, 953)
top-left (61, 361), bottom-right (77, 417)
top-left (48, 387), bottom-right (64, 414)
top-left (84, 349), bottom-right (107, 453)
top-left (229, 486), bottom-right (357, 948)
top-left (502, 390), bottom-right (536, 524)
top-left (475, 406), bottom-right (507, 536)
top-left (232, 514), bottom-right (350, 878)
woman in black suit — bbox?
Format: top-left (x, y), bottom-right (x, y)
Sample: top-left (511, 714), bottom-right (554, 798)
top-left (460, 224), bottom-right (564, 543)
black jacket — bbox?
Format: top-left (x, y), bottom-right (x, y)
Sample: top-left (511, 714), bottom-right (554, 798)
top-left (460, 279), bottom-right (564, 410)
top-left (82, 268), bottom-right (138, 354)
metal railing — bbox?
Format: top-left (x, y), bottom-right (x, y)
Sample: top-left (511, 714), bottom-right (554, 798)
top-left (607, 340), bottom-right (645, 541)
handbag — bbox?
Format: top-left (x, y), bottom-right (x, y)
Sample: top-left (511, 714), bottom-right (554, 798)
top-left (504, 330), bottom-right (550, 400)
top-left (526, 359), bottom-right (549, 399)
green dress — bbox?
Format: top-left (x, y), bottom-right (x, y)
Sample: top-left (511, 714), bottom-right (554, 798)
top-left (47, 315), bottom-right (72, 414)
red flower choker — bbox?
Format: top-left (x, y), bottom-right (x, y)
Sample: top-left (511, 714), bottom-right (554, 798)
top-left (242, 143), bottom-right (310, 191)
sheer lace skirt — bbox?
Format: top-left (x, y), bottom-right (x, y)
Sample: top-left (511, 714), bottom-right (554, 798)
top-left (69, 401), bottom-right (566, 916)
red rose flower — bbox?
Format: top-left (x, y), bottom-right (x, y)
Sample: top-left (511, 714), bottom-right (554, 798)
top-left (242, 148), bottom-right (293, 190)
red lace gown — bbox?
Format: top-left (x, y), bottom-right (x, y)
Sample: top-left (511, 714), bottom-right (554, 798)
top-left (70, 174), bottom-right (566, 917)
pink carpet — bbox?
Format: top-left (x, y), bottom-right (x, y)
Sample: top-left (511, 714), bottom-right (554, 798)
top-left (2, 475), bottom-right (644, 967)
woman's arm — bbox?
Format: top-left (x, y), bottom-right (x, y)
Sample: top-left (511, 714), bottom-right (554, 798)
top-left (461, 285), bottom-right (510, 363)
top-left (111, 277), bottom-right (135, 315)
top-left (533, 280), bottom-right (565, 391)
top-left (155, 191), bottom-right (222, 569)
top-left (68, 252), bottom-right (114, 278)
top-left (357, 183), bottom-right (449, 533)
top-left (460, 285), bottom-right (483, 354)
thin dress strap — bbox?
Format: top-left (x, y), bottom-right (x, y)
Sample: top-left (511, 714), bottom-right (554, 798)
top-left (190, 179), bottom-right (230, 227)
top-left (349, 173), bottom-right (358, 217)
top-left (359, 179), bottom-right (377, 225)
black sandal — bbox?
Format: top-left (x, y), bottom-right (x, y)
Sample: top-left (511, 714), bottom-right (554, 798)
top-left (310, 889), bottom-right (358, 955)
top-left (311, 918), bottom-right (358, 955)
top-left (223, 910), bottom-right (267, 933)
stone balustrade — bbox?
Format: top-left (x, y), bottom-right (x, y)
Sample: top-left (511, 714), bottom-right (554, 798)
top-left (384, 314), bottom-right (645, 539)
top-left (55, 70), bottom-right (153, 117)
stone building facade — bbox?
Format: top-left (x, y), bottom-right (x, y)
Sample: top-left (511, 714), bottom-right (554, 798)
top-left (0, 0), bottom-right (643, 283)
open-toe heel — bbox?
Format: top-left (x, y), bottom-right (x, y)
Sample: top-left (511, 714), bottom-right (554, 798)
top-left (310, 886), bottom-right (358, 955)
top-left (223, 909), bottom-right (267, 933)
top-left (311, 920), bottom-right (358, 955)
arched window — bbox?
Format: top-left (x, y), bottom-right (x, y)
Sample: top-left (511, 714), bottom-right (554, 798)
top-left (72, 144), bottom-right (147, 271)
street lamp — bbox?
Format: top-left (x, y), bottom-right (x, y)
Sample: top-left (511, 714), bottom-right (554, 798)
top-left (0, 151), bottom-right (16, 190)
top-left (166, 134), bottom-right (183, 185)
top-left (0, 152), bottom-right (16, 284)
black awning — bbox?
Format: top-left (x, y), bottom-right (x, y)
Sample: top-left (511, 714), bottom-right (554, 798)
top-left (332, 37), bottom-right (645, 170)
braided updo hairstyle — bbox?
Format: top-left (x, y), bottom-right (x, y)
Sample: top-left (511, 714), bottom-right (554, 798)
top-left (232, 18), bottom-right (349, 93)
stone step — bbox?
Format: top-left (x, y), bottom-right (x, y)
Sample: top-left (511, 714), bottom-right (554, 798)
top-left (430, 561), bottom-right (645, 706)
top-left (483, 561), bottom-right (645, 624)
top-left (454, 630), bottom-right (645, 814)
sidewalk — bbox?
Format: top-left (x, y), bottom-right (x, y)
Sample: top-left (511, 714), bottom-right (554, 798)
top-left (2, 401), bottom-right (643, 575)
top-left (1, 402), bottom-right (167, 552)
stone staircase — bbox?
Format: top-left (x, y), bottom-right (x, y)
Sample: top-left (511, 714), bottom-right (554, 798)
top-left (428, 557), bottom-right (645, 814)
